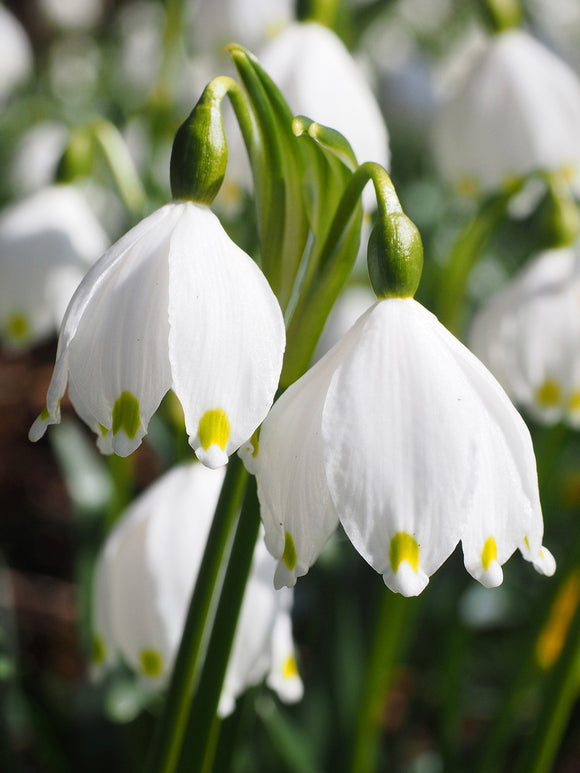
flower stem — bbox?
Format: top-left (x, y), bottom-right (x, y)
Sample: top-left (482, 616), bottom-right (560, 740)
top-left (91, 120), bottom-right (147, 218)
top-left (175, 476), bottom-right (261, 773)
top-left (436, 181), bottom-right (524, 334)
top-left (349, 590), bottom-right (420, 773)
top-left (145, 456), bottom-right (248, 773)
top-left (513, 573), bottom-right (580, 773)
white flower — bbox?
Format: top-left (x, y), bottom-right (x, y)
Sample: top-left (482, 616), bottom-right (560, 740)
top-left (189, 0), bottom-right (293, 58)
top-left (470, 247), bottom-right (580, 427)
top-left (258, 22), bottom-right (390, 177)
top-left (29, 201), bottom-right (285, 467)
top-left (0, 186), bottom-right (109, 350)
top-left (246, 297), bottom-right (555, 597)
top-left (432, 29), bottom-right (580, 197)
top-left (0, 6), bottom-right (32, 102)
top-left (92, 462), bottom-right (302, 715)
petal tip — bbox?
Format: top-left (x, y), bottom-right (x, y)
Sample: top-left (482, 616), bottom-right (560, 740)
top-left (385, 562), bottom-right (429, 597)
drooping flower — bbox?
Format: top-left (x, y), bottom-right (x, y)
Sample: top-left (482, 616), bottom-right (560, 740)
top-left (470, 246), bottom-right (580, 427)
top-left (0, 6), bottom-right (32, 102)
top-left (92, 462), bottom-right (303, 715)
top-left (258, 22), bottom-right (390, 177)
top-left (0, 185), bottom-right (109, 351)
top-left (432, 29), bottom-right (580, 197)
top-left (246, 297), bottom-right (555, 597)
top-left (29, 200), bottom-right (285, 467)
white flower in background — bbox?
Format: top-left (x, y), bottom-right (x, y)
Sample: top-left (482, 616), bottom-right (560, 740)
top-left (217, 21), bottom-right (390, 212)
top-left (470, 247), bottom-right (580, 427)
top-left (0, 186), bottom-right (109, 351)
top-left (246, 297), bottom-right (555, 597)
top-left (29, 201), bottom-right (285, 467)
top-left (38, 0), bottom-right (103, 30)
top-left (92, 462), bottom-right (303, 715)
top-left (0, 6), bottom-right (32, 102)
top-left (189, 0), bottom-right (293, 58)
top-left (9, 122), bottom-right (68, 196)
top-left (258, 22), bottom-right (390, 179)
top-left (432, 29), bottom-right (580, 197)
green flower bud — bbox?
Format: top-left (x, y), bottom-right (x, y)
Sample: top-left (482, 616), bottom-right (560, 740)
top-left (56, 127), bottom-right (94, 183)
top-left (170, 81), bottom-right (229, 205)
top-left (367, 213), bottom-right (424, 299)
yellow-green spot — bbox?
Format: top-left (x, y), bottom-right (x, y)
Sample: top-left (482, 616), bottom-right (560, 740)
top-left (140, 648), bottom-right (163, 678)
top-left (6, 312), bottom-right (29, 341)
top-left (389, 532), bottom-right (419, 574)
top-left (536, 379), bottom-right (562, 408)
top-left (198, 408), bottom-right (230, 451)
top-left (282, 531), bottom-right (297, 571)
top-left (481, 536), bottom-right (498, 571)
top-left (457, 175), bottom-right (479, 198)
top-left (40, 406), bottom-right (50, 421)
top-left (283, 654), bottom-right (299, 679)
top-left (568, 391), bottom-right (580, 412)
top-left (249, 428), bottom-right (260, 458)
top-left (524, 535), bottom-right (531, 551)
top-left (99, 423), bottom-right (109, 437)
top-left (112, 391), bottom-right (141, 439)
top-left (92, 634), bottom-right (106, 665)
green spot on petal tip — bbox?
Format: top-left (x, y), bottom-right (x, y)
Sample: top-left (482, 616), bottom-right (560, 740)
top-left (112, 391), bottom-right (141, 439)
top-left (282, 531), bottom-right (297, 571)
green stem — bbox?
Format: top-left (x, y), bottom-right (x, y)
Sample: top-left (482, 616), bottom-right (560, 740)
top-left (436, 183), bottom-right (524, 334)
top-left (349, 590), bottom-right (420, 773)
top-left (92, 120), bottom-right (147, 218)
top-left (145, 456), bottom-right (248, 773)
top-left (176, 477), bottom-right (261, 773)
top-left (513, 579), bottom-right (580, 773)
top-left (282, 161), bottom-right (400, 386)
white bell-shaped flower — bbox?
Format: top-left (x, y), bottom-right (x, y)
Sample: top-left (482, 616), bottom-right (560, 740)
top-left (258, 22), bottom-right (390, 177)
top-left (433, 29), bottom-right (580, 197)
top-left (0, 6), bottom-right (32, 102)
top-left (470, 247), bottom-right (580, 427)
top-left (92, 462), bottom-right (302, 715)
top-left (189, 0), bottom-right (293, 56)
top-left (0, 185), bottom-right (109, 351)
top-left (29, 201), bottom-right (285, 467)
top-left (247, 297), bottom-right (555, 597)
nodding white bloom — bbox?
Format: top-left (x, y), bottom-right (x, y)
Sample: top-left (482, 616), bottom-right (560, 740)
top-left (29, 201), bottom-right (285, 467)
top-left (245, 297), bottom-right (555, 597)
top-left (433, 29), bottom-right (580, 197)
top-left (0, 186), bottom-right (109, 351)
top-left (470, 247), bottom-right (580, 427)
top-left (0, 6), bottom-right (32, 102)
top-left (92, 462), bottom-right (303, 715)
top-left (189, 0), bottom-right (293, 56)
top-left (258, 22), bottom-right (390, 177)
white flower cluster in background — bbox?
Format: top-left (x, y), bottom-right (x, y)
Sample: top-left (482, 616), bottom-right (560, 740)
top-left (92, 462), bottom-right (303, 716)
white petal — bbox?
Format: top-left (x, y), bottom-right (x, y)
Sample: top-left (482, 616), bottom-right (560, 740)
top-left (254, 326), bottom-right (366, 587)
top-left (323, 299), bottom-right (477, 596)
top-left (434, 306), bottom-right (549, 583)
top-left (168, 203), bottom-right (285, 467)
top-left (433, 29), bottom-right (580, 194)
top-left (266, 604), bottom-right (303, 705)
top-left (62, 204), bottom-right (181, 454)
top-left (259, 22), bottom-right (390, 176)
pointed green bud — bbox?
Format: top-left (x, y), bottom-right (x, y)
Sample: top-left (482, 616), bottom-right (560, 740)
top-left (170, 79), bottom-right (229, 205)
top-left (367, 213), bottom-right (423, 299)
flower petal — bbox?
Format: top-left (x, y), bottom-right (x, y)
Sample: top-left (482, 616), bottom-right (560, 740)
top-left (323, 299), bottom-right (476, 596)
top-left (168, 203), bottom-right (285, 467)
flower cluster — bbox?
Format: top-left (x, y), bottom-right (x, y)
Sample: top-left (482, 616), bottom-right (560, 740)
top-left (92, 462), bottom-right (303, 715)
